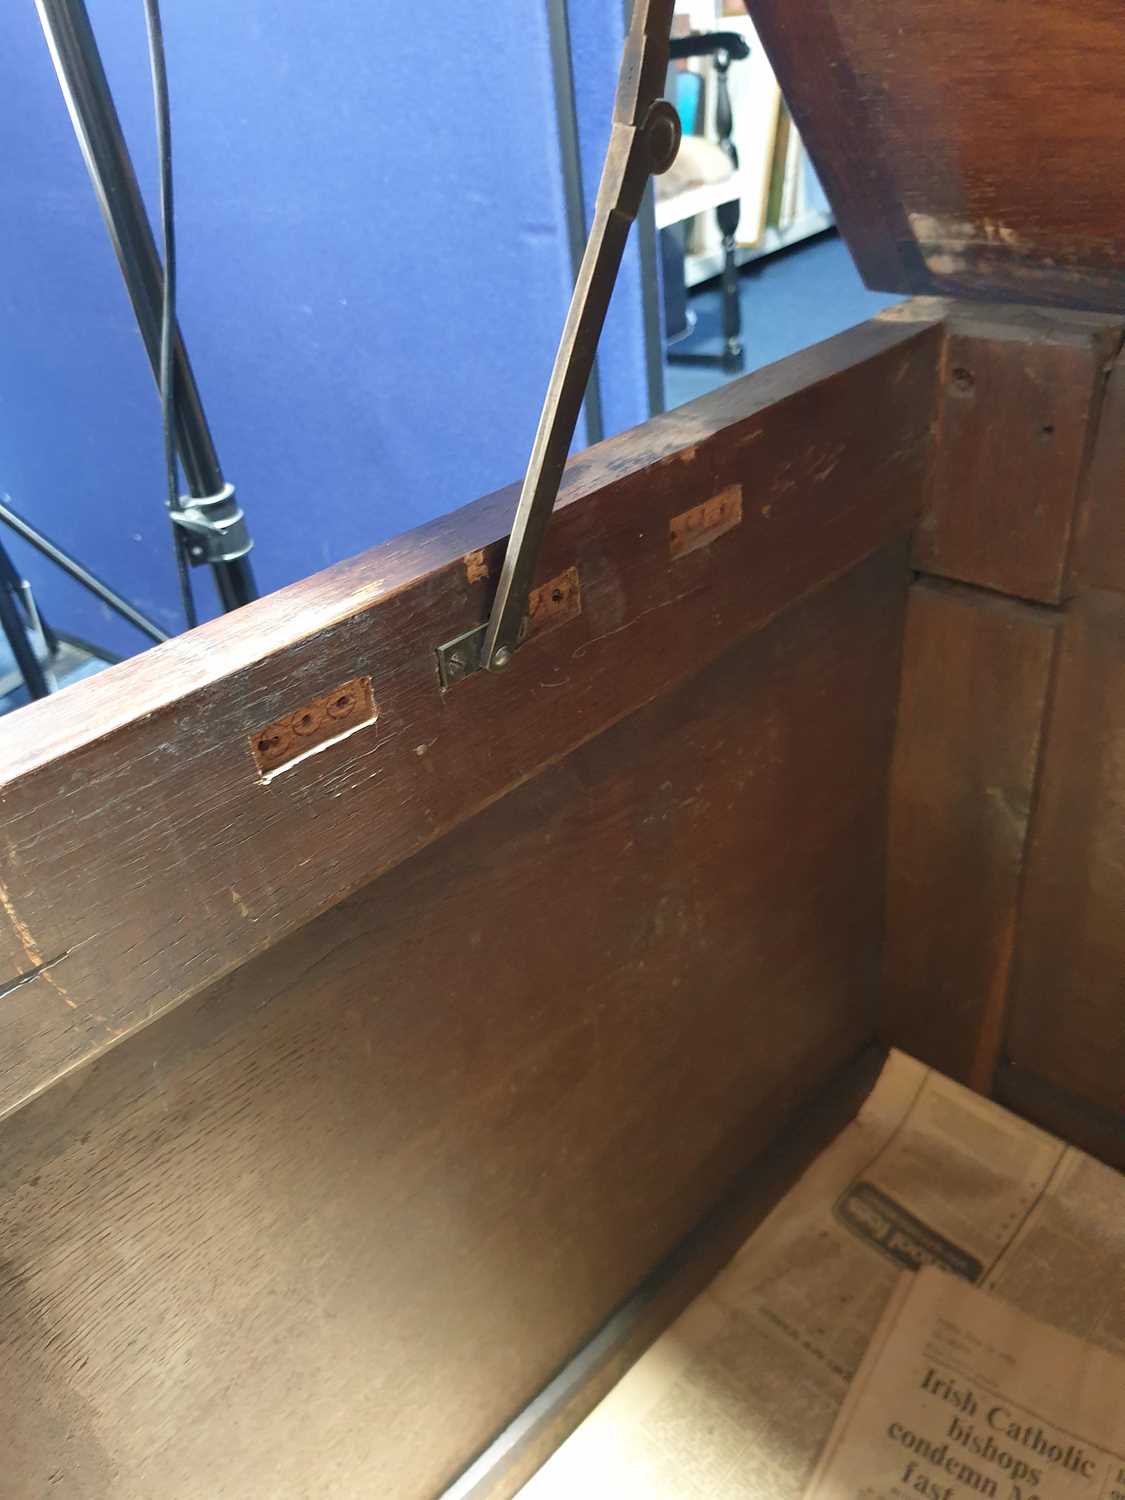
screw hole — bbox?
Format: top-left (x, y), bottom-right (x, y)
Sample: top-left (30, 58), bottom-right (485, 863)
top-left (951, 367), bottom-right (975, 394)
top-left (551, 589), bottom-right (563, 603)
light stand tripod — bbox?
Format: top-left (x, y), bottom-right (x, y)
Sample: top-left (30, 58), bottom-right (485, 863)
top-left (33, 0), bottom-right (258, 617)
top-left (0, 495), bottom-right (167, 704)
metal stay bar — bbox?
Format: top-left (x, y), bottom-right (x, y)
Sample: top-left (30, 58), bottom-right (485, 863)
top-left (437, 0), bottom-right (680, 685)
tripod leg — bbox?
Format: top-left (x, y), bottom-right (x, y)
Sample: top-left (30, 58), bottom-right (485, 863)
top-left (719, 230), bottom-right (744, 372)
top-left (0, 582), bottom-right (49, 701)
top-left (0, 542), bottom-right (58, 657)
top-left (715, 55), bottom-right (744, 374)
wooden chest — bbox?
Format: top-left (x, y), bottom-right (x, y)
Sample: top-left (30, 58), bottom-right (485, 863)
top-left (0, 3), bottom-right (1121, 1494)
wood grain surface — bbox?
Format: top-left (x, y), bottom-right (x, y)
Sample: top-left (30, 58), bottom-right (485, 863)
top-left (446, 1048), bottom-right (888, 1500)
top-left (996, 1064), bottom-right (1125, 1175)
top-left (0, 316), bottom-right (938, 1126)
top-left (915, 311), bottom-right (1121, 603)
top-left (881, 582), bottom-right (1057, 1089)
top-left (0, 551), bottom-right (907, 1499)
top-left (1006, 589), bottom-right (1125, 1116)
top-left (1073, 344), bottom-right (1125, 595)
top-left (747, 0), bottom-right (1125, 312)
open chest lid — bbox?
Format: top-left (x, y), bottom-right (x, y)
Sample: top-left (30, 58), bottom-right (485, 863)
top-left (746, 0), bottom-right (1125, 314)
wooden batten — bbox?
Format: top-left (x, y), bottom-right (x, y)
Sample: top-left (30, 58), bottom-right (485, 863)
top-left (916, 309), bottom-right (1123, 603)
top-left (1006, 588), bottom-right (1125, 1115)
top-left (882, 580), bottom-right (1058, 1089)
top-left (880, 304), bottom-right (1125, 1125)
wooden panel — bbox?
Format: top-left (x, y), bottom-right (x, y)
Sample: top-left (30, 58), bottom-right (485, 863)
top-left (915, 310), bottom-right (1121, 603)
top-left (450, 1048), bottom-right (887, 1500)
top-left (882, 582), bottom-right (1057, 1088)
top-left (0, 316), bottom-right (939, 1124)
top-left (747, 0), bottom-right (1125, 312)
top-left (996, 1065), bottom-right (1125, 1175)
top-left (1073, 347), bottom-right (1125, 594)
top-left (0, 553), bottom-right (907, 1500)
top-left (1007, 590), bottom-right (1125, 1115)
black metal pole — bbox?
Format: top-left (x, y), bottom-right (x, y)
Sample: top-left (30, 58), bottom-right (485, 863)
top-left (0, 571), bottom-right (50, 702)
top-left (0, 541), bottom-right (58, 657)
top-left (0, 498), bottom-right (168, 645)
top-left (34, 0), bottom-right (257, 612)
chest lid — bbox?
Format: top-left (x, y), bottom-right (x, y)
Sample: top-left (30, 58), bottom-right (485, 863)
top-left (746, 0), bottom-right (1125, 313)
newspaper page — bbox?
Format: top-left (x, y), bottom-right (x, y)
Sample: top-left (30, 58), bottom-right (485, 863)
top-left (517, 1051), bottom-right (1125, 1500)
top-left (806, 1266), bottom-right (1125, 1500)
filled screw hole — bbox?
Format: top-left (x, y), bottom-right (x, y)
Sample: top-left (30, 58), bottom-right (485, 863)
top-left (250, 675), bottom-right (375, 779)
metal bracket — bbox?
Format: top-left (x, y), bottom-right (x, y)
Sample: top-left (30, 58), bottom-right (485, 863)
top-left (435, 623), bottom-right (489, 690)
top-left (435, 0), bottom-right (678, 685)
top-left (170, 482), bottom-right (253, 567)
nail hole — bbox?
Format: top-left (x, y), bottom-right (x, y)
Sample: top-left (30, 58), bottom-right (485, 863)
top-left (951, 367), bottom-right (975, 394)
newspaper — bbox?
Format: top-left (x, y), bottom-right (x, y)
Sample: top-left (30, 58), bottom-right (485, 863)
top-left (517, 1051), bottom-right (1125, 1500)
top-left (806, 1266), bottom-right (1125, 1500)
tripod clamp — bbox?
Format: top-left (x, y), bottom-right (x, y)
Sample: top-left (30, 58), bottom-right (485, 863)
top-left (170, 483), bottom-right (253, 566)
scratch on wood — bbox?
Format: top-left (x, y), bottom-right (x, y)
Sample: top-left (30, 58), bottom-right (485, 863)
top-left (572, 585), bottom-right (706, 661)
top-left (810, 444), bottom-right (845, 483)
top-left (0, 874), bottom-right (79, 1010)
top-left (0, 950), bottom-right (72, 1003)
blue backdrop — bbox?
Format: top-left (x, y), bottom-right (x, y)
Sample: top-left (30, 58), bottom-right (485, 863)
top-left (2, 1), bottom-right (653, 657)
